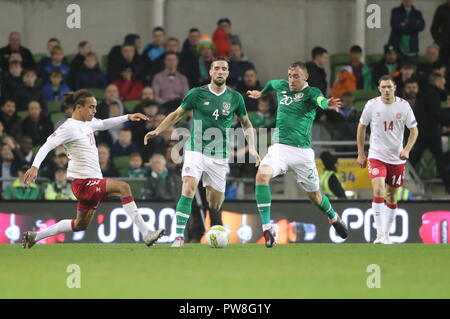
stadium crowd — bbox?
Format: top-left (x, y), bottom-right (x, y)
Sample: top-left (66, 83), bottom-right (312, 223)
top-left (1, 0), bottom-right (450, 200)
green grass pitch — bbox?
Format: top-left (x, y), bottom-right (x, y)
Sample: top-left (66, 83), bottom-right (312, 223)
top-left (1, 243), bottom-right (449, 299)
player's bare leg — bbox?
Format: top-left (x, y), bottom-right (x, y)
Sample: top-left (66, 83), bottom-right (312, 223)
top-left (255, 165), bottom-right (278, 247)
top-left (307, 190), bottom-right (348, 239)
top-left (105, 179), bottom-right (164, 246)
top-left (172, 176), bottom-right (198, 247)
top-left (383, 185), bottom-right (399, 244)
top-left (205, 185), bottom-right (225, 226)
top-left (371, 177), bottom-right (387, 244)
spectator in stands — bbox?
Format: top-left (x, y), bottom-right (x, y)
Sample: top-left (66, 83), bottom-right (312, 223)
top-left (0, 143), bottom-right (18, 193)
top-left (107, 43), bottom-right (143, 82)
top-left (54, 103), bottom-right (73, 129)
top-left (141, 112), bottom-right (167, 162)
top-left (143, 27), bottom-right (166, 62)
top-left (410, 73), bottom-right (450, 192)
top-left (402, 78), bottom-right (419, 106)
top-left (39, 46), bottom-right (70, 83)
top-left (96, 84), bottom-right (119, 119)
top-left (111, 128), bottom-right (138, 157)
top-left (441, 93), bottom-right (450, 137)
top-left (124, 152), bottom-right (149, 178)
top-left (0, 99), bottom-right (22, 138)
top-left (431, 0), bottom-right (450, 69)
top-left (347, 45), bottom-right (374, 90)
top-left (14, 68), bottom-right (46, 111)
top-left (331, 64), bottom-right (356, 98)
top-left (0, 122), bottom-right (5, 145)
top-left (319, 152), bottom-right (347, 199)
top-left (141, 154), bottom-right (182, 201)
top-left (69, 41), bottom-right (92, 87)
top-left (430, 61), bottom-right (447, 78)
top-left (42, 69), bottom-right (70, 103)
top-left (306, 47), bottom-right (329, 96)
top-left (98, 143), bottom-right (119, 177)
top-left (1, 61), bottom-right (23, 98)
top-left (74, 52), bottom-right (106, 90)
top-left (416, 44), bottom-right (439, 87)
top-left (151, 37), bottom-right (181, 77)
top-left (249, 96), bottom-right (276, 129)
top-left (180, 28), bottom-right (201, 88)
top-left (41, 145), bottom-right (68, 179)
top-left (44, 167), bottom-right (76, 200)
top-left (113, 66), bottom-right (143, 101)
top-left (228, 43), bottom-right (255, 88)
top-left (38, 38), bottom-right (69, 72)
top-left (21, 100), bottom-right (53, 145)
top-left (237, 68), bottom-right (262, 112)
top-left (212, 18), bottom-right (241, 57)
top-left (131, 100), bottom-right (159, 145)
top-left (197, 38), bottom-right (216, 85)
top-left (105, 99), bottom-right (128, 143)
top-left (388, 0), bottom-right (425, 61)
top-left (15, 136), bottom-right (34, 167)
top-left (372, 44), bottom-right (402, 86)
top-left (165, 140), bottom-right (182, 175)
top-left (393, 62), bottom-right (416, 93)
top-left (152, 52), bottom-right (189, 109)
top-left (3, 164), bottom-right (41, 200)
top-left (325, 91), bottom-right (358, 140)
top-left (0, 32), bottom-right (35, 71)
top-left (132, 86), bottom-right (156, 113)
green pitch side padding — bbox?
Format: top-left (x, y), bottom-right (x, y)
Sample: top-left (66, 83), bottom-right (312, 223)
top-left (50, 112), bottom-right (65, 124)
top-left (101, 54), bottom-right (108, 72)
top-left (124, 100), bottom-right (141, 112)
top-left (365, 54), bottom-right (383, 68)
top-left (66, 53), bottom-right (76, 63)
top-left (47, 101), bottom-right (63, 114)
top-left (33, 53), bottom-right (46, 64)
top-left (416, 150), bottom-right (437, 180)
top-left (17, 111), bottom-right (29, 120)
top-left (87, 88), bottom-right (104, 100)
top-left (352, 89), bottom-right (378, 103)
top-left (113, 156), bottom-right (130, 170)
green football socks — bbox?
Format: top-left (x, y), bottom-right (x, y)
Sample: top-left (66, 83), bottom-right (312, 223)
top-left (175, 195), bottom-right (193, 236)
top-left (317, 193), bottom-right (336, 220)
top-left (255, 184), bottom-right (272, 225)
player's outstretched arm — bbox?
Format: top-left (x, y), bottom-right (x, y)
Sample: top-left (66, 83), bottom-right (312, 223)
top-left (144, 106), bottom-right (187, 145)
top-left (399, 126), bottom-right (419, 160)
top-left (246, 90), bottom-right (262, 99)
top-left (90, 113), bottom-right (149, 131)
top-left (238, 114), bottom-right (261, 166)
top-left (326, 97), bottom-right (342, 111)
top-left (356, 123), bottom-right (368, 168)
top-left (23, 166), bottom-right (38, 185)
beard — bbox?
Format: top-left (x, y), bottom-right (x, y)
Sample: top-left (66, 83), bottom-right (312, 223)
top-left (213, 77), bottom-right (225, 87)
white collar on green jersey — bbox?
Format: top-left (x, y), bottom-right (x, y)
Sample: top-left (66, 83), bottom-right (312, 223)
top-left (301, 82), bottom-right (309, 90)
top-left (208, 84), bottom-right (227, 96)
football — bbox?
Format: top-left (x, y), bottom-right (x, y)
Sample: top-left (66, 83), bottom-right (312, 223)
top-left (206, 225), bottom-right (229, 248)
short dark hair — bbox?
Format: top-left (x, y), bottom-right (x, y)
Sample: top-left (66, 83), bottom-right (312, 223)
top-left (1, 99), bottom-right (15, 107)
top-left (217, 18), bottom-right (231, 26)
top-left (165, 52), bottom-right (178, 59)
top-left (350, 45), bottom-right (362, 53)
top-left (153, 26), bottom-right (165, 33)
top-left (431, 61), bottom-right (445, 70)
top-left (48, 38), bottom-right (60, 44)
top-left (64, 89), bottom-right (94, 108)
top-left (78, 41), bottom-right (89, 48)
top-left (401, 62), bottom-right (416, 70)
top-left (312, 47), bottom-right (328, 59)
top-left (23, 68), bottom-right (37, 76)
top-left (378, 75), bottom-right (395, 85)
top-left (404, 78), bottom-right (418, 86)
top-left (289, 61), bottom-right (308, 73)
top-left (210, 56), bottom-right (229, 69)
top-left (189, 28), bottom-right (200, 33)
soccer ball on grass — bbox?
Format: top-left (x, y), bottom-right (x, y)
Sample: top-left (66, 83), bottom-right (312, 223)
top-left (206, 225), bottom-right (229, 248)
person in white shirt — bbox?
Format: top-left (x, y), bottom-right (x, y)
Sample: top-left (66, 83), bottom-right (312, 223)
top-left (21, 89), bottom-right (164, 248)
top-left (357, 75), bottom-right (419, 244)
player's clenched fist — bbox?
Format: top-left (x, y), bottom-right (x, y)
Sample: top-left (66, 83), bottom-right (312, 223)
top-left (144, 130), bottom-right (159, 145)
top-left (23, 166), bottom-right (38, 185)
top-left (357, 154), bottom-right (367, 168)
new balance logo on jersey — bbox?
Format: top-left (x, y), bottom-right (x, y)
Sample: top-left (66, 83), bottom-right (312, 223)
top-left (204, 101), bottom-right (210, 106)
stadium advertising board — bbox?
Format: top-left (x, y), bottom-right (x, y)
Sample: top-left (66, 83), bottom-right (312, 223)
top-left (0, 201), bottom-right (449, 244)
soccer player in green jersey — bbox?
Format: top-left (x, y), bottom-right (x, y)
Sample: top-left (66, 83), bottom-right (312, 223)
top-left (247, 62), bottom-right (348, 247)
top-left (144, 57), bottom-right (260, 247)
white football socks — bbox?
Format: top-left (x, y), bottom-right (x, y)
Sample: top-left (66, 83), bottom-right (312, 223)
top-left (122, 200), bottom-right (149, 236)
top-left (35, 219), bottom-right (73, 241)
